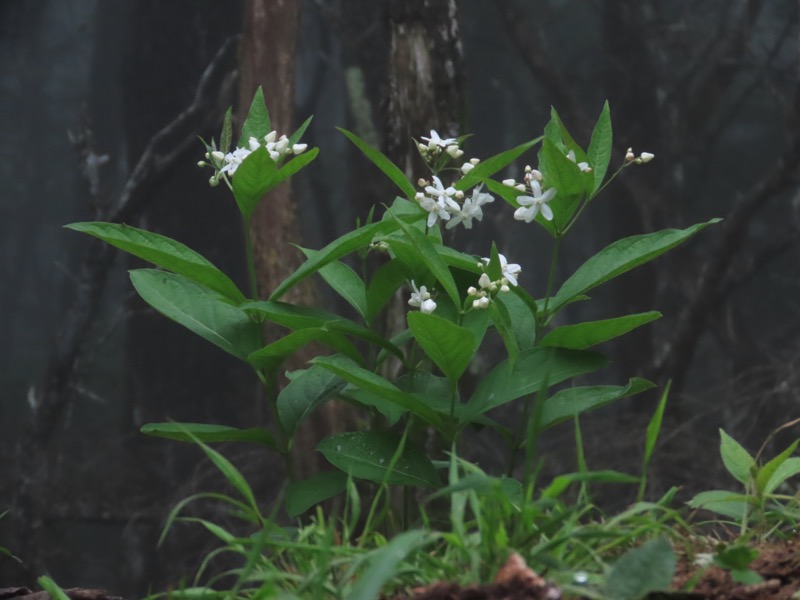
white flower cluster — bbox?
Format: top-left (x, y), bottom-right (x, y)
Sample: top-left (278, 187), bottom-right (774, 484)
top-left (417, 130), bottom-right (463, 161)
top-left (415, 178), bottom-right (494, 229)
top-left (466, 254), bottom-right (521, 310)
top-left (504, 165), bottom-right (557, 223)
top-left (204, 131), bottom-right (308, 182)
top-left (408, 280), bottom-right (437, 314)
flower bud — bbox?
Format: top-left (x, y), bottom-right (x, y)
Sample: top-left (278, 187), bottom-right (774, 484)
top-left (211, 150), bottom-right (225, 162)
top-left (625, 148), bottom-right (635, 162)
top-left (417, 178), bottom-right (428, 187)
top-left (502, 179), bottom-right (516, 187)
top-left (209, 176), bottom-right (219, 187)
top-left (292, 143), bottom-right (308, 154)
top-left (478, 297), bottom-right (490, 309)
top-left (470, 158), bottom-right (480, 165)
top-left (197, 161), bottom-right (207, 167)
top-left (248, 136), bottom-right (261, 151)
top-left (467, 286), bottom-right (477, 296)
top-left (265, 130), bottom-right (277, 144)
top-left (639, 152), bottom-right (654, 163)
top-left (455, 190), bottom-right (464, 200)
top-left (515, 184), bottom-right (527, 192)
top-left (478, 273), bottom-right (492, 289)
top-left (530, 169), bottom-right (543, 181)
top-left (275, 137), bottom-right (290, 154)
top-left (460, 162), bottom-right (475, 174)
top-left (500, 284), bottom-right (510, 293)
top-left (415, 192), bottom-right (425, 201)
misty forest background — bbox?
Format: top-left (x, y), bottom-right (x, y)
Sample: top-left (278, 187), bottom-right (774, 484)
top-left (1, 0), bottom-right (799, 596)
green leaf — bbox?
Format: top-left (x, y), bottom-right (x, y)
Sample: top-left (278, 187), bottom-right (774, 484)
top-left (687, 490), bottom-right (751, 520)
top-left (539, 378), bottom-right (655, 429)
top-left (237, 86), bottom-right (270, 147)
top-left (587, 100), bottom-right (612, 195)
top-left (220, 106), bottom-right (233, 153)
top-left (644, 382), bottom-right (670, 470)
top-left (289, 114), bottom-right (313, 145)
top-left (764, 457), bottom-right (800, 495)
top-left (130, 270), bottom-right (262, 360)
top-left (719, 429), bottom-right (756, 486)
top-left (37, 577), bottom-right (71, 600)
top-left (342, 387), bottom-right (408, 425)
top-left (407, 312), bottom-right (476, 383)
top-left (455, 138), bottom-right (541, 191)
top-left (488, 298), bottom-right (519, 367)
top-left (247, 327), bottom-right (362, 371)
top-left (300, 248), bottom-right (367, 319)
top-left (714, 544), bottom-right (759, 571)
top-left (65, 222), bottom-right (246, 302)
top-left (541, 136), bottom-right (584, 195)
top-left (270, 218), bottom-right (415, 302)
top-left (541, 470), bottom-right (640, 500)
top-left (231, 146), bottom-right (279, 219)
top-left (232, 146), bottom-right (319, 220)
top-left (318, 432), bottom-right (441, 488)
top-left (388, 209), bottom-right (461, 308)
top-left (540, 311), bottom-right (661, 350)
top-left (312, 354), bottom-right (444, 429)
top-left (286, 470), bottom-right (348, 518)
top-left (550, 219), bottom-right (722, 314)
top-left (605, 537), bottom-right (676, 600)
top-left (243, 300), bottom-right (403, 360)
top-left (278, 365), bottom-right (347, 437)
top-left (194, 437), bottom-right (261, 520)
top-left (495, 289), bottom-right (537, 352)
top-left (462, 348), bottom-right (608, 423)
top-left (141, 422), bottom-right (275, 448)
top-left (366, 259), bottom-right (407, 324)
top-left (349, 530), bottom-right (430, 600)
top-left (756, 440), bottom-right (800, 494)
top-left (338, 127), bottom-right (416, 200)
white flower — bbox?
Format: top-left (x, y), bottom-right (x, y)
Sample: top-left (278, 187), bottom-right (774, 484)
top-left (446, 185), bottom-right (494, 230)
top-left (481, 254), bottom-right (522, 286)
top-left (419, 176), bottom-right (459, 227)
top-left (219, 147), bottom-right (253, 176)
top-left (292, 143), bottom-right (308, 155)
top-left (248, 136), bottom-right (261, 151)
top-left (566, 150), bottom-right (591, 173)
top-left (639, 152), bottom-right (654, 163)
top-left (514, 180), bottom-right (556, 223)
top-left (421, 129), bottom-right (457, 149)
top-left (408, 280), bottom-right (436, 314)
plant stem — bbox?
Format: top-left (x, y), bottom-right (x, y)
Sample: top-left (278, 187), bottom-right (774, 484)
top-left (243, 216), bottom-right (259, 299)
top-left (538, 235), bottom-right (561, 338)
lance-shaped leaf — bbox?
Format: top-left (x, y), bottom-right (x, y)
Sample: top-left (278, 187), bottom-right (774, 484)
top-left (587, 101), bottom-right (612, 195)
top-left (277, 365), bottom-right (347, 436)
top-left (270, 217), bottom-right (416, 302)
top-left (719, 429), bottom-right (756, 486)
top-left (237, 86), bottom-right (270, 147)
top-left (462, 347), bottom-right (608, 423)
top-left (366, 259), bottom-right (408, 324)
top-left (407, 312), bottom-right (476, 384)
top-left (312, 354), bottom-right (444, 429)
top-left (65, 222), bottom-right (246, 303)
top-left (318, 431), bottom-right (441, 488)
top-left (455, 137), bottom-right (541, 191)
top-left (540, 311), bottom-right (661, 350)
top-left (338, 127), bottom-right (417, 199)
top-left (247, 327), bottom-right (362, 371)
top-left (300, 248), bottom-right (368, 320)
top-left (349, 530), bottom-right (431, 600)
top-left (141, 422), bottom-right (274, 448)
top-left (243, 300), bottom-right (403, 360)
top-left (130, 270), bottom-right (262, 360)
top-left (388, 209), bottom-right (461, 308)
top-left (539, 378), bottom-right (655, 429)
top-left (549, 219), bottom-right (721, 314)
top-left (286, 470), bottom-right (348, 518)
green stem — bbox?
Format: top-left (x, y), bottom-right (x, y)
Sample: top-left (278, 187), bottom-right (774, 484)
top-left (538, 235), bottom-right (562, 337)
top-left (243, 216), bottom-right (259, 299)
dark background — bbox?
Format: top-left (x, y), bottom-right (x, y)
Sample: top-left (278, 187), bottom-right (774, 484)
top-left (1, 1), bottom-right (798, 596)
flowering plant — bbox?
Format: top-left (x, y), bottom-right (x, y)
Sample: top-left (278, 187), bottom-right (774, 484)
top-left (67, 88), bottom-right (718, 519)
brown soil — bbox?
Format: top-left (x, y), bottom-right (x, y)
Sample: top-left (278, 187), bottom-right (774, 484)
top-left (389, 539), bottom-right (800, 600)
